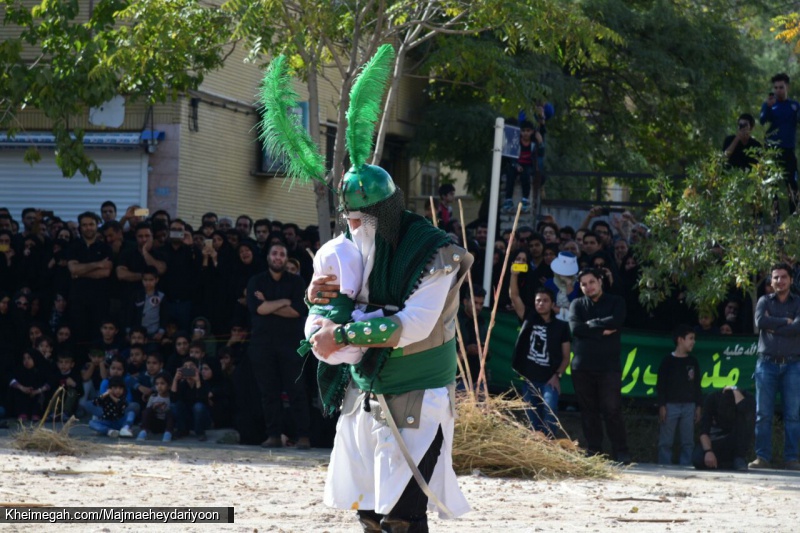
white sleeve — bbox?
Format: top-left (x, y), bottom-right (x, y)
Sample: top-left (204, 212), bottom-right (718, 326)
top-left (393, 268), bottom-right (459, 348)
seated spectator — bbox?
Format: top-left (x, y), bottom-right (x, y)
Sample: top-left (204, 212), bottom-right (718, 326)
top-left (136, 350), bottom-right (165, 404)
top-left (137, 372), bottom-right (175, 442)
top-left (202, 358), bottom-right (234, 429)
top-left (93, 319), bottom-right (123, 366)
top-left (80, 349), bottom-right (108, 405)
top-left (694, 387), bottom-right (755, 471)
top-left (8, 350), bottom-right (50, 422)
top-left (88, 376), bottom-right (130, 438)
top-left (171, 359), bottom-right (211, 441)
top-left (82, 356), bottom-right (139, 437)
top-left (165, 333), bottom-right (191, 376)
top-left (52, 351), bottom-right (82, 420)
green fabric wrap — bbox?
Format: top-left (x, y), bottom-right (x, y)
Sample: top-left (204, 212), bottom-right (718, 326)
top-left (350, 338), bottom-right (457, 394)
top-left (309, 293), bottom-right (355, 324)
top-left (298, 293), bottom-right (356, 356)
top-left (316, 211), bottom-right (452, 416)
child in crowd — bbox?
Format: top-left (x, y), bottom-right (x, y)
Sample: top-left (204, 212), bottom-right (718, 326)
top-left (9, 350), bottom-right (50, 422)
top-left (35, 335), bottom-right (54, 362)
top-left (188, 340), bottom-right (207, 367)
top-left (53, 351), bottom-right (82, 420)
top-left (81, 349), bottom-right (108, 404)
top-left (81, 356), bottom-right (139, 437)
top-left (136, 351), bottom-right (164, 405)
top-left (94, 319), bottom-right (123, 366)
top-left (88, 376), bottom-right (129, 438)
top-left (694, 310), bottom-right (717, 336)
top-left (171, 359), bottom-right (211, 441)
top-left (123, 326), bottom-right (148, 359)
top-left (127, 343), bottom-right (146, 378)
top-left (134, 267), bottom-right (166, 342)
top-left (137, 373), bottom-right (174, 442)
top-left (55, 324), bottom-right (73, 355)
top-left (657, 324), bottom-right (703, 465)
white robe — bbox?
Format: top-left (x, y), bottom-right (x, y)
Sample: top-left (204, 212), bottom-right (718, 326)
top-left (323, 221), bottom-right (470, 518)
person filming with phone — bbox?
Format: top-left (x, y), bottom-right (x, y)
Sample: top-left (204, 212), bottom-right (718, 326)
top-left (723, 113), bottom-right (761, 169)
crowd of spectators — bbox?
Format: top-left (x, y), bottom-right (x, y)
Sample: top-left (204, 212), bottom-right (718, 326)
top-left (0, 192), bottom-right (772, 451)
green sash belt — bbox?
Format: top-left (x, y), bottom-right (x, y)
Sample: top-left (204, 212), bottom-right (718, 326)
top-left (350, 338), bottom-right (456, 395)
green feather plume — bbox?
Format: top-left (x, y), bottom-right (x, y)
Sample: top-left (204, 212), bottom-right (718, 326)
top-left (258, 55), bottom-right (326, 185)
top-left (346, 44), bottom-right (396, 169)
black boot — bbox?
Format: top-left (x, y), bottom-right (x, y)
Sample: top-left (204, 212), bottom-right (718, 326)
top-left (357, 510), bottom-right (383, 533)
top-left (381, 515), bottom-right (428, 533)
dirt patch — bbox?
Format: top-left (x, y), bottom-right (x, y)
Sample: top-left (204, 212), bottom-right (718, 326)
top-left (0, 433), bottom-right (797, 532)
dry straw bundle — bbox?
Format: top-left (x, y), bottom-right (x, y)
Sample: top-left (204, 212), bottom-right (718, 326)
top-left (446, 199), bottom-right (614, 480)
top-left (12, 387), bottom-right (86, 455)
top-left (452, 393), bottom-right (614, 480)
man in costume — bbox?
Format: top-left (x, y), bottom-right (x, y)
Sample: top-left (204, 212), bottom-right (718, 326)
top-left (259, 44), bottom-right (472, 532)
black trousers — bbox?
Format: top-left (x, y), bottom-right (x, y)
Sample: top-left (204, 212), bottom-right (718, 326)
top-left (357, 426), bottom-right (444, 533)
top-left (693, 395), bottom-right (755, 470)
top-left (248, 341), bottom-right (310, 439)
top-left (572, 370), bottom-right (629, 457)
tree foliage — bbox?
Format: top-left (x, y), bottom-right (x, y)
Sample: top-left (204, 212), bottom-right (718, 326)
top-left (636, 152), bottom-right (800, 331)
top-left (1, 0), bottom-right (232, 182)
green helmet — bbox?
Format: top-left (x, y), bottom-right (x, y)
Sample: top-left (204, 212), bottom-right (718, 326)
top-left (339, 164), bottom-right (396, 212)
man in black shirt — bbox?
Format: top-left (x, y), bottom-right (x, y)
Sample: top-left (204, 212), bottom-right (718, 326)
top-left (282, 223), bottom-right (312, 283)
top-left (510, 285), bottom-right (570, 438)
top-left (246, 242), bottom-right (309, 449)
top-left (67, 212), bottom-right (113, 351)
top-left (160, 219), bottom-right (198, 332)
top-left (723, 113), bottom-right (762, 169)
top-left (569, 268), bottom-right (629, 463)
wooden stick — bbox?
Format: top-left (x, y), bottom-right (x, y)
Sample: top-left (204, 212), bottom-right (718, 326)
top-left (608, 497), bottom-right (670, 503)
top-left (0, 503), bottom-right (52, 508)
top-left (614, 518), bottom-right (689, 523)
top-left (476, 202), bottom-right (523, 398)
top-left (454, 320), bottom-right (476, 404)
top-left (429, 196), bottom-right (438, 227)
top-left (458, 199), bottom-right (484, 396)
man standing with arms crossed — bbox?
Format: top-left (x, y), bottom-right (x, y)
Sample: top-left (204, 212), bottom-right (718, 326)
top-left (750, 263), bottom-right (800, 470)
top-left (569, 268), bottom-right (630, 463)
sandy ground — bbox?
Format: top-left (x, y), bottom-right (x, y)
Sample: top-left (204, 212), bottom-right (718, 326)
top-left (0, 425), bottom-right (798, 532)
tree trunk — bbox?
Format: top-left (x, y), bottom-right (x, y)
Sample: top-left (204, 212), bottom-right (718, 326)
top-left (305, 68), bottom-right (332, 244)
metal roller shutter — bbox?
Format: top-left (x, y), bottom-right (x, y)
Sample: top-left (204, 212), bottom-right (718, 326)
top-left (0, 149), bottom-right (148, 223)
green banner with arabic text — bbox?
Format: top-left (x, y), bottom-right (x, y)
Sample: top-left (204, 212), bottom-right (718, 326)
top-left (485, 311), bottom-right (757, 398)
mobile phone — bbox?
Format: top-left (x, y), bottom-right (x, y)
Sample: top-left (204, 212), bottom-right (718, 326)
top-left (203, 239), bottom-right (213, 248)
top-left (169, 230), bottom-right (184, 239)
top-left (600, 208), bottom-right (611, 216)
top-left (0, 244), bottom-right (9, 253)
top-left (134, 208), bottom-right (150, 217)
top-left (180, 367), bottom-right (196, 378)
top-left (511, 263), bottom-right (529, 273)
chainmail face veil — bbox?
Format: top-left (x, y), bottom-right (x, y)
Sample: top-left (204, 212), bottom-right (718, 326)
top-left (360, 187), bottom-right (405, 248)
